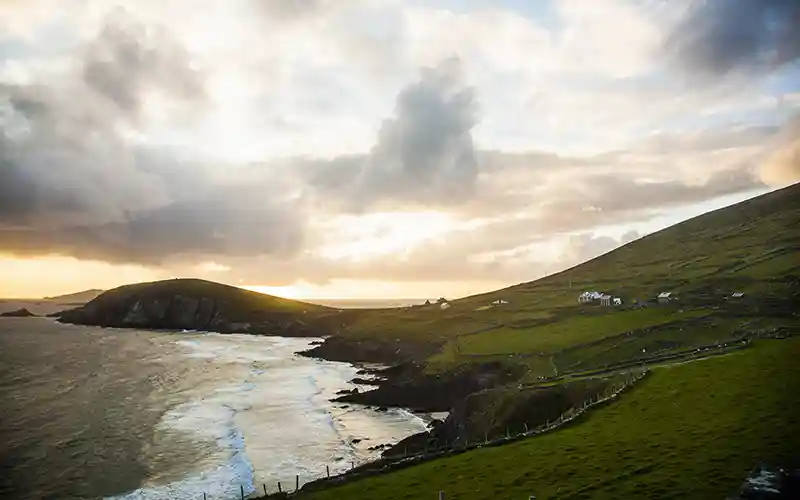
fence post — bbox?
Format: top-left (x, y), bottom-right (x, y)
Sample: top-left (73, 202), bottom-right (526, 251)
top-left (204, 493), bottom-right (207, 500)
top-left (326, 465), bottom-right (330, 478)
top-left (484, 430), bottom-right (488, 443)
top-left (524, 423), bottom-right (529, 433)
top-left (278, 481), bottom-right (282, 493)
top-left (240, 484), bottom-right (244, 500)
top-left (505, 427), bottom-right (510, 439)
top-left (263, 484), bottom-right (267, 495)
top-left (296, 474), bottom-right (299, 492)
top-left (438, 491), bottom-right (445, 500)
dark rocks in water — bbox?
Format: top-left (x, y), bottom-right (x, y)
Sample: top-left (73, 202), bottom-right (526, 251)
top-left (375, 406), bottom-right (388, 412)
top-left (0, 308), bottom-right (37, 317)
top-left (334, 360), bottom-right (525, 413)
top-left (350, 438), bottom-right (362, 445)
top-left (335, 388), bottom-right (360, 396)
top-left (352, 377), bottom-right (382, 385)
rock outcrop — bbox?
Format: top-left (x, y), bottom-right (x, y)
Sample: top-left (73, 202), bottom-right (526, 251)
top-left (57, 278), bottom-right (340, 336)
top-left (0, 308), bottom-right (37, 317)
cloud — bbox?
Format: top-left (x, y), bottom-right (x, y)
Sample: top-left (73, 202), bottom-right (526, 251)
top-left (0, 0), bottom-right (794, 293)
top-left (563, 233), bottom-right (625, 266)
top-left (0, 82), bottom-right (170, 228)
top-left (0, 8), bottom-right (304, 265)
top-left (759, 116), bottom-right (800, 187)
top-left (308, 57), bottom-right (480, 210)
top-left (664, 0), bottom-right (800, 80)
top-left (81, 7), bottom-right (205, 119)
top-left (0, 183), bottom-right (305, 265)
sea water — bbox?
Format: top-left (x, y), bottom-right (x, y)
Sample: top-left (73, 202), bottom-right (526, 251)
top-left (0, 319), bottom-right (428, 500)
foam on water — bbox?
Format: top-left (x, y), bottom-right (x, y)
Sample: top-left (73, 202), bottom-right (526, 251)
top-left (108, 333), bottom-right (429, 499)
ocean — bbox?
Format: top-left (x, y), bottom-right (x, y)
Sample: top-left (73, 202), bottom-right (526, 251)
top-left (0, 318), bottom-right (429, 500)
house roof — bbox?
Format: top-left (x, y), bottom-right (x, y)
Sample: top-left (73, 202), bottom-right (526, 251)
top-left (658, 292), bottom-right (672, 298)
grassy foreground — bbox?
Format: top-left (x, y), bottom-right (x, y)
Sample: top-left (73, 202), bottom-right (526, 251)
top-left (298, 337), bottom-right (800, 499)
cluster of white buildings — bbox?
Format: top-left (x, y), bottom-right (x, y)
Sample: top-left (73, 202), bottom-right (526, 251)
top-left (578, 291), bottom-right (622, 307)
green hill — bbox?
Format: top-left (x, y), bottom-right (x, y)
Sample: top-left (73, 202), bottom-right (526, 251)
top-left (309, 182), bottom-right (799, 375)
top-left (288, 183), bottom-right (799, 499)
top-left (57, 278), bottom-right (341, 336)
top-left (296, 337), bottom-right (800, 499)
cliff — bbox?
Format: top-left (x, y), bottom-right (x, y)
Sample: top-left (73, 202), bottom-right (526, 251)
top-left (57, 278), bottom-right (341, 336)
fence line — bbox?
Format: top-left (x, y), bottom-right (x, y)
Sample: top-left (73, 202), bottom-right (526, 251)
top-left (245, 368), bottom-right (651, 498)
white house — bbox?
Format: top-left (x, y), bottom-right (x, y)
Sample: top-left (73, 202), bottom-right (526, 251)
top-left (491, 299), bottom-right (509, 305)
top-left (440, 302), bottom-right (451, 310)
top-left (657, 292), bottom-right (673, 303)
top-left (578, 291), bottom-right (603, 303)
top-left (613, 297), bottom-right (623, 306)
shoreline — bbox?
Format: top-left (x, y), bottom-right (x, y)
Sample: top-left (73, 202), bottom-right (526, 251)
top-left (107, 332), bottom-right (432, 499)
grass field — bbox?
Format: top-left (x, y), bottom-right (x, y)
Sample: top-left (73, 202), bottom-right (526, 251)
top-left (456, 308), bottom-right (708, 357)
top-left (297, 337), bottom-right (800, 500)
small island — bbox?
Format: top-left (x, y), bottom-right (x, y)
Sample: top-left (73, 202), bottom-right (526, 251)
top-left (0, 308), bottom-right (38, 318)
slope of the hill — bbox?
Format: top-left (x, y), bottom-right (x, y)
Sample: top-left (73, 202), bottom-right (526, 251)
top-left (306, 182), bottom-right (799, 370)
top-left (302, 182), bottom-right (799, 437)
top-left (57, 278), bottom-right (342, 336)
top-left (288, 336), bottom-right (800, 500)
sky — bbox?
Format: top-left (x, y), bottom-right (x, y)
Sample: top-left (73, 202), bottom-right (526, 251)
top-left (1, 0), bottom-right (799, 299)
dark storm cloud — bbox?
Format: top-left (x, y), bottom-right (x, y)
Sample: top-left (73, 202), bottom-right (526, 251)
top-left (305, 57), bottom-right (480, 210)
top-left (0, 82), bottom-right (169, 228)
top-left (359, 57), bottom-right (478, 203)
top-left (0, 184), bottom-right (305, 264)
top-left (0, 9), bottom-right (305, 265)
top-left (664, 0), bottom-right (800, 78)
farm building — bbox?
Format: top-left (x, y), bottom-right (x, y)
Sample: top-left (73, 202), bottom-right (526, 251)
top-left (599, 294), bottom-right (612, 306)
top-left (731, 292), bottom-right (745, 298)
top-left (658, 292), bottom-right (674, 303)
top-left (578, 291), bottom-right (603, 303)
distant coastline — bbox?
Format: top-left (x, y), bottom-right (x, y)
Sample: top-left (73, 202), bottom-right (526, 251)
top-left (308, 298), bottom-right (430, 309)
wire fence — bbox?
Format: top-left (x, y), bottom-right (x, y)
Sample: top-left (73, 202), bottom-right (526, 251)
top-left (239, 369), bottom-right (651, 498)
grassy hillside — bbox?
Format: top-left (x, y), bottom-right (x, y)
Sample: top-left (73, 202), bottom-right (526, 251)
top-left (297, 337), bottom-right (800, 499)
top-left (287, 183), bottom-right (799, 498)
top-left (334, 183), bottom-right (799, 374)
